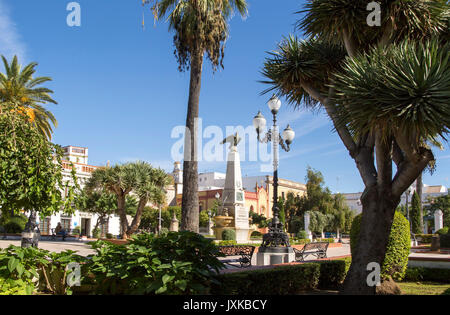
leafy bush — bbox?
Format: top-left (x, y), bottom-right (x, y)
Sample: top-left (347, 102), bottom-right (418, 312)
top-left (315, 238), bottom-right (335, 243)
top-left (250, 231), bottom-right (262, 238)
top-left (72, 226), bottom-right (81, 235)
top-left (317, 259), bottom-right (349, 289)
top-left (87, 231), bottom-right (224, 295)
top-left (404, 267), bottom-right (450, 283)
top-left (351, 212), bottom-right (410, 281)
top-left (291, 238), bottom-right (311, 245)
top-left (106, 233), bottom-right (114, 239)
top-left (436, 227), bottom-right (449, 235)
top-left (1, 215), bottom-right (28, 234)
top-left (218, 240), bottom-right (237, 246)
top-left (415, 234), bottom-right (434, 244)
top-left (211, 263), bottom-right (320, 295)
top-left (297, 230), bottom-right (308, 239)
top-left (440, 232), bottom-right (450, 248)
top-left (222, 229), bottom-right (236, 241)
top-left (0, 245), bottom-right (86, 295)
top-left (0, 277), bottom-right (30, 295)
top-left (92, 228), bottom-right (100, 239)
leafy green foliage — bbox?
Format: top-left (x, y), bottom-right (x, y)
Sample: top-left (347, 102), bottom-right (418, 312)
top-left (0, 55), bottom-right (58, 139)
top-left (150, 0), bottom-right (248, 72)
top-left (424, 194), bottom-right (450, 228)
top-left (0, 109), bottom-right (76, 218)
top-left (221, 229), bottom-right (236, 241)
top-left (411, 191), bottom-right (423, 234)
top-left (436, 227), bottom-right (449, 235)
top-left (351, 212), bottom-right (411, 280)
top-left (249, 210), bottom-right (268, 228)
top-left (87, 231), bottom-right (224, 295)
top-left (333, 40), bottom-right (450, 141)
top-left (0, 214), bottom-right (27, 233)
top-left (211, 263), bottom-right (320, 295)
top-left (0, 245), bottom-right (86, 295)
top-left (139, 206), bottom-right (181, 231)
top-left (86, 161), bottom-right (171, 238)
top-left (404, 267), bottom-right (450, 283)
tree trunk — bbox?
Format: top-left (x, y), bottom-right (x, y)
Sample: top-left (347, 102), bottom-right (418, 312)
top-left (341, 185), bottom-right (399, 294)
top-left (117, 194), bottom-right (129, 240)
top-left (127, 197), bottom-right (148, 237)
top-left (181, 48), bottom-right (203, 233)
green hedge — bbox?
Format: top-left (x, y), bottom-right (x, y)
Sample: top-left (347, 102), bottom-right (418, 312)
top-left (351, 212), bottom-right (410, 281)
top-left (317, 259), bottom-right (350, 289)
top-left (222, 229), bottom-right (236, 241)
top-left (414, 234), bottom-right (435, 244)
top-left (436, 227), bottom-right (449, 235)
top-left (211, 263), bottom-right (320, 295)
top-left (440, 232), bottom-right (450, 248)
top-left (404, 267), bottom-right (450, 283)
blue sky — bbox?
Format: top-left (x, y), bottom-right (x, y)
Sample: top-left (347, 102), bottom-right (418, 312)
top-left (1, 0), bottom-right (449, 193)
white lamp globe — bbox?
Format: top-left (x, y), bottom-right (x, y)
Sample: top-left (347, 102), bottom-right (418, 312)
top-left (253, 111), bottom-right (266, 131)
top-left (282, 125), bottom-right (295, 144)
top-left (268, 95), bottom-right (281, 114)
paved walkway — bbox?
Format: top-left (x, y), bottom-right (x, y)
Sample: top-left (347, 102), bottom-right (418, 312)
top-left (0, 240), bottom-right (96, 256)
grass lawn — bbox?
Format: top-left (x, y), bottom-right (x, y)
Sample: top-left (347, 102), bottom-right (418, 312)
top-left (398, 282), bottom-right (450, 295)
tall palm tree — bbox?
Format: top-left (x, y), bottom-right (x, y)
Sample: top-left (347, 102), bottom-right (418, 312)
top-left (86, 161), bottom-right (171, 239)
top-left (145, 0), bottom-right (248, 232)
top-left (262, 0), bottom-right (449, 294)
top-left (0, 55), bottom-right (57, 139)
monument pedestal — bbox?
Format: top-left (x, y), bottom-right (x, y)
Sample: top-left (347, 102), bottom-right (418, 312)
top-left (235, 227), bottom-right (251, 243)
top-left (256, 247), bottom-right (295, 266)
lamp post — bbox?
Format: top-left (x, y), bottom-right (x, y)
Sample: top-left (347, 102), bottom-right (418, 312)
top-left (252, 95), bottom-right (295, 254)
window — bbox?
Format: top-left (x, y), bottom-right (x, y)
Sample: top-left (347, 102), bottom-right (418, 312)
top-left (39, 218), bottom-right (51, 235)
top-left (61, 218), bottom-right (71, 231)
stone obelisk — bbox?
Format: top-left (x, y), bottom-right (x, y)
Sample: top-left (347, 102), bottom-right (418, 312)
top-left (221, 133), bottom-right (250, 243)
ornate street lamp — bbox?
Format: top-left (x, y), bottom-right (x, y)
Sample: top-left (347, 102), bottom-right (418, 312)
top-left (253, 95), bottom-right (295, 254)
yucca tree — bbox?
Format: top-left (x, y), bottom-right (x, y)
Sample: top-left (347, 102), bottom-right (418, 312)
top-left (0, 55), bottom-right (57, 139)
top-left (262, 0), bottom-right (449, 294)
top-left (86, 161), bottom-right (171, 239)
top-left (144, 0), bottom-right (248, 232)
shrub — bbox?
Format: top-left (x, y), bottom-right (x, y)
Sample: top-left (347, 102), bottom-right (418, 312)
top-left (0, 277), bottom-right (30, 295)
top-left (87, 231), bottom-right (225, 295)
top-left (72, 226), bottom-right (81, 235)
top-left (440, 232), bottom-right (450, 248)
top-left (218, 240), bottom-right (237, 246)
top-left (0, 245), bottom-right (86, 295)
top-left (317, 260), bottom-right (348, 289)
top-left (211, 263), bottom-right (320, 295)
top-left (291, 238), bottom-right (311, 245)
top-left (106, 233), bottom-right (114, 239)
top-left (436, 227), bottom-right (449, 235)
top-left (222, 229), bottom-right (236, 241)
top-left (1, 215), bottom-right (28, 234)
top-left (297, 230), bottom-right (308, 239)
top-left (350, 212), bottom-right (410, 281)
top-left (404, 267), bottom-right (450, 283)
top-left (415, 234), bottom-right (434, 244)
top-left (92, 228), bottom-right (100, 239)
top-left (250, 231), bottom-right (262, 238)
top-left (315, 238), bottom-right (335, 243)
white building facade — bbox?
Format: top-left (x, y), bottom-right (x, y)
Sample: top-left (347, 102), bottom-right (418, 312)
top-left (37, 146), bottom-right (121, 238)
top-left (340, 184), bottom-right (449, 215)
